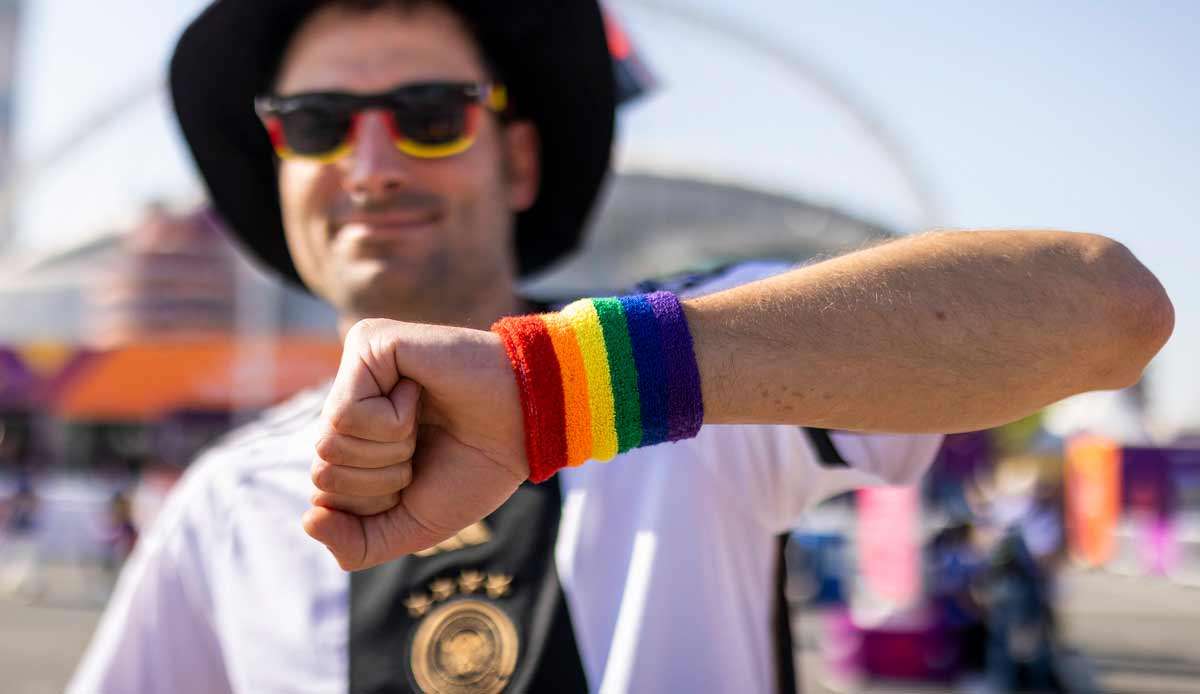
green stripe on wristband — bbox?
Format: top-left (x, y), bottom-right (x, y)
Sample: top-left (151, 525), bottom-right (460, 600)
top-left (591, 297), bottom-right (643, 452)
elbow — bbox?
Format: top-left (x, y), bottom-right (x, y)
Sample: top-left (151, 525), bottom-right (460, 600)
top-left (1105, 291), bottom-right (1174, 390)
top-left (1080, 235), bottom-right (1174, 390)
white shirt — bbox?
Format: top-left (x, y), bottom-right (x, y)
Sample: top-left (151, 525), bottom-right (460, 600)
top-left (70, 263), bottom-right (943, 694)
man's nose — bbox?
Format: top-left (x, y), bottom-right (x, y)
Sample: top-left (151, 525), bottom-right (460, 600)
top-left (342, 110), bottom-right (411, 200)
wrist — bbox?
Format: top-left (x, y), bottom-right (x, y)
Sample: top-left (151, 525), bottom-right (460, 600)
top-left (681, 298), bottom-right (732, 425)
top-left (491, 291), bottom-right (704, 482)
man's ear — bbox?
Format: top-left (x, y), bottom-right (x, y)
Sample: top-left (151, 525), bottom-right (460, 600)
top-left (502, 120), bottom-right (540, 212)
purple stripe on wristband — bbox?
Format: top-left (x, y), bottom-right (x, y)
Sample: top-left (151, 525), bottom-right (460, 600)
top-left (646, 291), bottom-right (704, 440)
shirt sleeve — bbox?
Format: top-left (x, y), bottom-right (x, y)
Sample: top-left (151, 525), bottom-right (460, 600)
top-left (716, 425), bottom-right (943, 533)
top-left (67, 463), bottom-right (234, 694)
top-left (634, 259), bottom-right (796, 298)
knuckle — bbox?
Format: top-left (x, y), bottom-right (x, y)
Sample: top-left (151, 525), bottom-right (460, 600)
top-left (359, 317), bottom-right (388, 332)
top-left (345, 318), bottom-right (375, 343)
top-left (397, 463), bottom-right (413, 488)
top-left (311, 459), bottom-right (339, 493)
top-left (349, 318), bottom-right (394, 350)
top-left (325, 408), bottom-right (346, 434)
top-left (314, 434), bottom-right (343, 464)
top-left (363, 494), bottom-right (399, 515)
top-left (384, 463), bottom-right (409, 490)
top-left (327, 406), bottom-right (357, 436)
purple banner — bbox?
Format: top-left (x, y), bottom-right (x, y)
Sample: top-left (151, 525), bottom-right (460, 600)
top-left (1121, 446), bottom-right (1200, 517)
top-left (0, 348), bottom-right (36, 410)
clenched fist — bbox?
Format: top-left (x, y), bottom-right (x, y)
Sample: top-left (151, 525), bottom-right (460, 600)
top-left (302, 319), bottom-right (528, 570)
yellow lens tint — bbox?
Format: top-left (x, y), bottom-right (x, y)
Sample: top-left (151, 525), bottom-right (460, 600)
top-left (394, 135), bottom-right (477, 159)
top-left (274, 140), bottom-right (353, 164)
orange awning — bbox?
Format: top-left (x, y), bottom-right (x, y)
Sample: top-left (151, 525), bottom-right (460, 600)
top-left (54, 336), bottom-right (342, 420)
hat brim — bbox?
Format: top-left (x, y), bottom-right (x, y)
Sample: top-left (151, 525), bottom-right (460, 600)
top-left (169, 0), bottom-right (615, 289)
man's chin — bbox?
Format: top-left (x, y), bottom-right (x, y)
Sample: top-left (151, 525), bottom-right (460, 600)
top-left (335, 261), bottom-right (429, 316)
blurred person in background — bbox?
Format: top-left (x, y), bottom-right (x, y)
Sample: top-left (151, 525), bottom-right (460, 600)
top-left (980, 527), bottom-right (1062, 693)
top-left (99, 489), bottom-right (137, 579)
top-left (0, 471), bottom-right (44, 601)
top-left (925, 520), bottom-right (989, 676)
top-left (69, 1), bottom-right (1171, 693)
top-left (1, 419), bottom-right (44, 601)
top-left (956, 463), bottom-right (1078, 692)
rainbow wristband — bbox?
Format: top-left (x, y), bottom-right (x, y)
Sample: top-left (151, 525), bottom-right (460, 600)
top-left (492, 291), bottom-right (704, 483)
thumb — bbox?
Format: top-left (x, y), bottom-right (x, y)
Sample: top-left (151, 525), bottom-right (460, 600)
top-left (301, 506), bottom-right (366, 571)
top-left (348, 429), bottom-right (522, 568)
top-left (359, 500), bottom-right (456, 568)
top-left (302, 495), bottom-right (452, 571)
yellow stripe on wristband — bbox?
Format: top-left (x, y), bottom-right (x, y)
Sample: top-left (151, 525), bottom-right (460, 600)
top-left (540, 312), bottom-right (593, 467)
top-left (560, 299), bottom-right (618, 461)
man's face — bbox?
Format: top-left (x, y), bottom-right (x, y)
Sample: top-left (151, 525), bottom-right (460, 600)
top-left (274, 3), bottom-right (539, 324)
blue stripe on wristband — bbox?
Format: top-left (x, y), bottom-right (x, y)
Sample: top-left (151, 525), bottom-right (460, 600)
top-left (619, 294), bottom-right (670, 446)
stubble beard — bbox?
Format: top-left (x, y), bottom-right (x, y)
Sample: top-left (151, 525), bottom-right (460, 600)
top-left (333, 243), bottom-right (517, 329)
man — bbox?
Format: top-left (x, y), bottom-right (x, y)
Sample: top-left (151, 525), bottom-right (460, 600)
top-left (70, 1), bottom-right (1172, 692)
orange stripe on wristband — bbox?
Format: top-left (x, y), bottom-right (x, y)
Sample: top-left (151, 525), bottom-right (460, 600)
top-left (560, 299), bottom-right (619, 461)
top-left (491, 315), bottom-right (569, 482)
top-left (540, 312), bottom-right (593, 467)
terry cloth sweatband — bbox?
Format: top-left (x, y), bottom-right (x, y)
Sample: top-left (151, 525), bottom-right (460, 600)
top-left (492, 291), bottom-right (704, 482)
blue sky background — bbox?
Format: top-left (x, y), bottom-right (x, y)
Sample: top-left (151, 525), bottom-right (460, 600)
top-left (8, 0), bottom-right (1198, 435)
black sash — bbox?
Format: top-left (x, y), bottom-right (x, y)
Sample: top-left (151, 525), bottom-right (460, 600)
top-left (774, 533), bottom-right (798, 694)
top-left (349, 480), bottom-right (589, 694)
top-left (350, 484), bottom-right (802, 693)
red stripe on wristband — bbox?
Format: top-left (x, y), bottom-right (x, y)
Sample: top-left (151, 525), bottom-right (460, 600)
top-left (492, 315), bottom-right (569, 482)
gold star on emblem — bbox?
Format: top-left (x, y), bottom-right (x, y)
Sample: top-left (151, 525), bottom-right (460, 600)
top-left (458, 570), bottom-right (485, 594)
top-left (485, 573), bottom-right (512, 599)
top-left (430, 578), bottom-right (456, 602)
top-left (404, 592), bottom-right (432, 617)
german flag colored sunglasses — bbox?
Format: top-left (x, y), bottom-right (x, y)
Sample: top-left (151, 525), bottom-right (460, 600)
top-left (254, 81), bottom-right (508, 163)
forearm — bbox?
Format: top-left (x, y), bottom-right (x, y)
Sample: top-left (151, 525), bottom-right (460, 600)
top-left (686, 229), bottom-right (1173, 433)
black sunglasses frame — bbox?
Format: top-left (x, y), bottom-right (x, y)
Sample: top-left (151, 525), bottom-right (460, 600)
top-left (254, 80), bottom-right (508, 160)
top-left (254, 81), bottom-right (506, 120)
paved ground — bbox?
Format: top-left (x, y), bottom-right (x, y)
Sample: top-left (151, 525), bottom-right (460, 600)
top-left (1054, 570), bottom-right (1200, 693)
top-left (2, 564), bottom-right (1198, 693)
top-left (794, 569), bottom-right (1200, 693)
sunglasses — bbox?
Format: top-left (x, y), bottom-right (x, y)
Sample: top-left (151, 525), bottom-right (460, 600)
top-left (254, 81), bottom-right (508, 163)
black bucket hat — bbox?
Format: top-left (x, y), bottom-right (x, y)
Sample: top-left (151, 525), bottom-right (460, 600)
top-left (170, 0), bottom-right (620, 288)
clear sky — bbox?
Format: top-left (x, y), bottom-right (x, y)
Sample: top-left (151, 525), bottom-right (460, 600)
top-left (8, 0), bottom-right (1198, 434)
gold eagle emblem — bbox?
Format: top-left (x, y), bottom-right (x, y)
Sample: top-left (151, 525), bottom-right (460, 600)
top-left (410, 599), bottom-right (519, 694)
